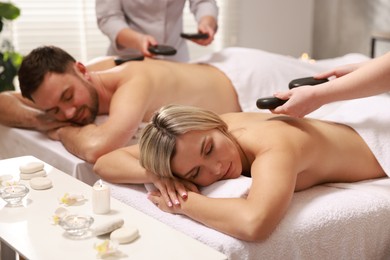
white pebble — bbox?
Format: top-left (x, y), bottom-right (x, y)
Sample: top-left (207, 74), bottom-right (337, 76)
top-left (20, 170), bottom-right (46, 180)
top-left (30, 177), bottom-right (53, 190)
top-left (110, 226), bottom-right (139, 244)
top-left (19, 162), bottom-right (44, 174)
top-left (94, 218), bottom-right (124, 236)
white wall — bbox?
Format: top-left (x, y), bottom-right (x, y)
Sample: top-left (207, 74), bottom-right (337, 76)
top-left (236, 0), bottom-right (314, 58)
top-left (313, 0), bottom-right (390, 59)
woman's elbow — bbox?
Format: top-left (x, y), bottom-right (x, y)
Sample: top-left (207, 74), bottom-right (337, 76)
top-left (237, 214), bottom-right (276, 242)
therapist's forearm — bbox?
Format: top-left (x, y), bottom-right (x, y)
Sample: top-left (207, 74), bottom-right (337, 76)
top-left (116, 28), bottom-right (144, 50)
top-left (318, 52), bottom-right (390, 104)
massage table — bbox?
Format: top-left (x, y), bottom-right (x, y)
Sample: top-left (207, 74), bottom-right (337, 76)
top-left (109, 92), bottom-right (390, 260)
top-left (1, 50), bottom-right (390, 259)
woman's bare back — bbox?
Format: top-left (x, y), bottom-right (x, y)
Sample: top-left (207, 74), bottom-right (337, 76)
top-left (224, 112), bottom-right (386, 191)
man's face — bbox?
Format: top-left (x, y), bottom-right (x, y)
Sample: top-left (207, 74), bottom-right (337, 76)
top-left (31, 68), bottom-right (99, 125)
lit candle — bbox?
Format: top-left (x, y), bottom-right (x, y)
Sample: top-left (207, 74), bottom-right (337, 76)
top-left (92, 180), bottom-right (110, 214)
top-left (0, 184), bottom-right (29, 207)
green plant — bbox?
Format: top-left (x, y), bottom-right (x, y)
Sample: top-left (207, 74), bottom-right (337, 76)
top-left (0, 1), bottom-right (23, 91)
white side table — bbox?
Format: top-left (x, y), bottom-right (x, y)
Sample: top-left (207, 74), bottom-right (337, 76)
top-left (0, 156), bottom-right (227, 260)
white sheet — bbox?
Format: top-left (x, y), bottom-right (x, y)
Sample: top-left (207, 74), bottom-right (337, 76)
top-left (194, 48), bottom-right (369, 112)
top-left (0, 124), bottom-right (100, 185)
top-left (109, 177), bottom-right (390, 260)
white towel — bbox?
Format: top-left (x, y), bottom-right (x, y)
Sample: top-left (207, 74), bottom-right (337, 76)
top-left (110, 176), bottom-right (390, 260)
top-left (144, 175), bottom-right (251, 199)
top-left (311, 93), bottom-right (390, 176)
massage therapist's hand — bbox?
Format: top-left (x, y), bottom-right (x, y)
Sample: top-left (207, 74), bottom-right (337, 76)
top-left (151, 176), bottom-right (198, 208)
top-left (272, 85), bottom-right (324, 118)
top-left (314, 62), bottom-right (366, 80)
top-left (192, 16), bottom-right (217, 46)
top-left (138, 33), bottom-right (158, 58)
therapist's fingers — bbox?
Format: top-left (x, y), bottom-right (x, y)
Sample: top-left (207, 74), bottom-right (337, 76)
top-left (141, 35), bottom-right (157, 57)
top-left (195, 24), bottom-right (215, 45)
top-left (273, 90), bottom-right (292, 101)
top-left (314, 69), bottom-right (336, 79)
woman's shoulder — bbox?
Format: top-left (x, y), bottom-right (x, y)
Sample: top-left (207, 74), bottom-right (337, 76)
top-left (221, 112), bottom-right (279, 125)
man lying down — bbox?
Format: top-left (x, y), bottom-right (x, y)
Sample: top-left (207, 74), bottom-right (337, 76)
top-left (95, 97), bottom-right (390, 241)
top-left (0, 45), bottom-right (368, 164)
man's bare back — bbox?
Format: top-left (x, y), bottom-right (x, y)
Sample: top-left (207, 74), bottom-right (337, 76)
top-left (95, 58), bottom-right (242, 121)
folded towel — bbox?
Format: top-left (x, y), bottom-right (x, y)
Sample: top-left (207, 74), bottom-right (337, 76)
top-left (144, 175), bottom-right (251, 199)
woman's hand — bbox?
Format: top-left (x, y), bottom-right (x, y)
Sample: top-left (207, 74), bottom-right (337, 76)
top-left (150, 176), bottom-right (198, 208)
top-left (147, 190), bottom-right (184, 214)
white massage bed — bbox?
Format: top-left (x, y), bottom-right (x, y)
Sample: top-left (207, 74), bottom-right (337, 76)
top-left (0, 125), bottom-right (100, 186)
top-left (108, 92), bottom-right (390, 260)
top-left (1, 50), bottom-right (390, 259)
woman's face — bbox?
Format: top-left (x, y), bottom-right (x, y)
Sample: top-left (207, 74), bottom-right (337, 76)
top-left (171, 129), bottom-right (243, 186)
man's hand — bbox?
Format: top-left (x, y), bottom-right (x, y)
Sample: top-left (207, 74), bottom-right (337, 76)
top-left (35, 112), bottom-right (71, 133)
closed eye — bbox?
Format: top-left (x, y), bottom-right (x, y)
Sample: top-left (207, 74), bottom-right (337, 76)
top-left (62, 89), bottom-right (73, 102)
top-left (191, 167), bottom-right (200, 180)
top-left (46, 107), bottom-right (59, 115)
top-left (205, 142), bottom-right (213, 155)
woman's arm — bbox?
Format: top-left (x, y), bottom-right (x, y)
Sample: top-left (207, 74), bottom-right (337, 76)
top-left (94, 144), bottom-right (150, 183)
top-left (148, 147), bottom-right (298, 241)
top-left (94, 145), bottom-right (198, 207)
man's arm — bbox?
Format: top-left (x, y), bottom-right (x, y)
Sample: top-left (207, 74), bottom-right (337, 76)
top-left (53, 75), bottom-right (151, 163)
top-left (0, 91), bottom-right (69, 131)
top-left (94, 144), bottom-right (198, 207)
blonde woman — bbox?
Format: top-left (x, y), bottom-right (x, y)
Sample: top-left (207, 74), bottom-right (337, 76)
top-left (138, 104), bottom-right (387, 241)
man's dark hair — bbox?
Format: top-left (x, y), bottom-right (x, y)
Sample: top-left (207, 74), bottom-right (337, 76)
top-left (18, 45), bottom-right (76, 100)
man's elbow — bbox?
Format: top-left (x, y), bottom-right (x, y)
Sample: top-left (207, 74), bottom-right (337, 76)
top-left (81, 142), bottom-right (115, 164)
top-left (93, 157), bottom-right (109, 179)
top-left (83, 146), bottom-right (111, 164)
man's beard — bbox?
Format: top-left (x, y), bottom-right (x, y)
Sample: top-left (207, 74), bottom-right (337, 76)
top-left (73, 82), bottom-right (99, 125)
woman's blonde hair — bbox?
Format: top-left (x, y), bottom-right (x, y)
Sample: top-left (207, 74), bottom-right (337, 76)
top-left (139, 104), bottom-right (231, 178)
